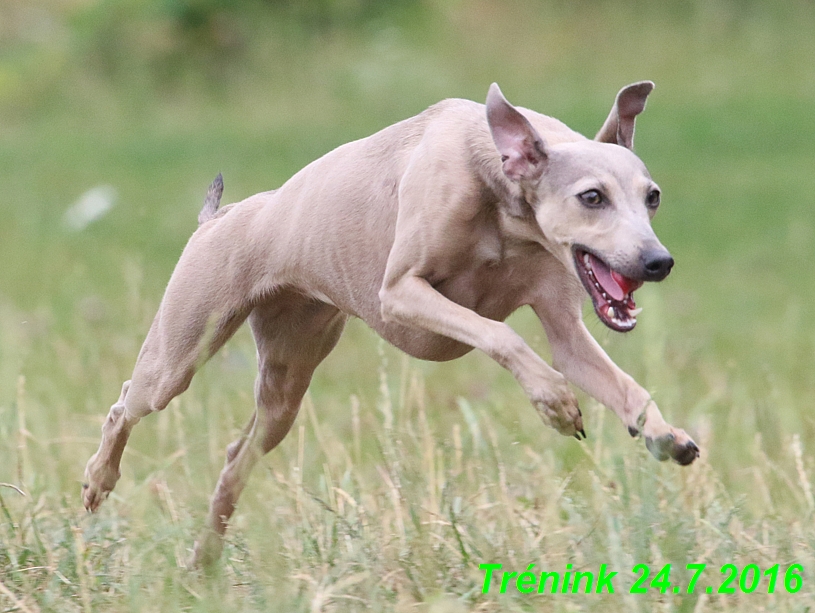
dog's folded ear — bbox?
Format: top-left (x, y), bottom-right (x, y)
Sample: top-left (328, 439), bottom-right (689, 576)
top-left (595, 81), bottom-right (654, 150)
top-left (486, 83), bottom-right (548, 182)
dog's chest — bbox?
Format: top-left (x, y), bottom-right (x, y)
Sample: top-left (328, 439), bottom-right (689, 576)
top-left (432, 241), bottom-right (544, 321)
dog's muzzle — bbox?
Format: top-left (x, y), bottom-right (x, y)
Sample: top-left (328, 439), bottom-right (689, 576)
top-left (574, 248), bottom-right (649, 332)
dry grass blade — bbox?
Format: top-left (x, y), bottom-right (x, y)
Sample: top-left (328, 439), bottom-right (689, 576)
top-left (0, 578), bottom-right (40, 613)
top-left (0, 483), bottom-right (26, 496)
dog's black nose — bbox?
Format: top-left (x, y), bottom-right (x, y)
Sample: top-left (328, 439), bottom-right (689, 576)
top-left (642, 249), bottom-right (674, 281)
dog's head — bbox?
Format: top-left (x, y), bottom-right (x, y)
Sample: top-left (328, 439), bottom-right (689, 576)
top-left (486, 82), bottom-right (672, 332)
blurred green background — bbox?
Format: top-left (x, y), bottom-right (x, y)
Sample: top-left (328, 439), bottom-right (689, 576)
top-left (2, 0), bottom-right (815, 611)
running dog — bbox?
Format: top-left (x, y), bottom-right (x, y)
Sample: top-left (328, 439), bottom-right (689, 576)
top-left (83, 82), bottom-right (699, 566)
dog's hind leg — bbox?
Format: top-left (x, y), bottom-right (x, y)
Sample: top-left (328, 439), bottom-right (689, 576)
top-left (191, 294), bottom-right (347, 567)
top-left (83, 228), bottom-right (257, 512)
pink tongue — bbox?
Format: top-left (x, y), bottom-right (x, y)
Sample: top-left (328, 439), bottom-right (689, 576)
top-left (589, 254), bottom-right (626, 301)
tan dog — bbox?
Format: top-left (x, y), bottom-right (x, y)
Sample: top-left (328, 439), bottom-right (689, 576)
top-left (83, 82), bottom-right (699, 566)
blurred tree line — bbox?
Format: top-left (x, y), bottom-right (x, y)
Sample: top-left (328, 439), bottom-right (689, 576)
top-left (1, 0), bottom-right (810, 122)
top-left (0, 0), bottom-right (423, 114)
top-left (73, 0), bottom-right (421, 72)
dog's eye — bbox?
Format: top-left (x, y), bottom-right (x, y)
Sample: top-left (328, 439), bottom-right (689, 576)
top-left (646, 189), bottom-right (661, 209)
top-left (579, 189), bottom-right (605, 208)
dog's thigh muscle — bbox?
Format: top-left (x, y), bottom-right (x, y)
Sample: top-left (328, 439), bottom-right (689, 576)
top-left (126, 236), bottom-right (261, 418)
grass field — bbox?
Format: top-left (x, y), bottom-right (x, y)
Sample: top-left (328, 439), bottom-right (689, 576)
top-left (2, 0), bottom-right (815, 611)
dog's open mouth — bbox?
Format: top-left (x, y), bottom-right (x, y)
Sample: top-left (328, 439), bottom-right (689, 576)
top-left (574, 248), bottom-right (643, 332)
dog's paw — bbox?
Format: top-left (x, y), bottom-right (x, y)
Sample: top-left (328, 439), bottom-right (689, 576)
top-left (532, 386), bottom-right (585, 439)
top-left (644, 428), bottom-right (700, 466)
top-left (82, 454), bottom-right (120, 512)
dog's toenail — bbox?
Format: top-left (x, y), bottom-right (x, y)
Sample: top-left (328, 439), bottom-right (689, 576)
top-left (579, 428), bottom-right (586, 439)
top-left (627, 426), bottom-right (639, 438)
top-left (82, 483), bottom-right (89, 489)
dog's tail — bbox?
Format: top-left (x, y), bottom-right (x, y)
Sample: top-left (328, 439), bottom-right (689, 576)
top-left (198, 173), bottom-right (224, 226)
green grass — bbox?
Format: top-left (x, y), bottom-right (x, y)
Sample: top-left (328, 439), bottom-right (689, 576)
top-left (2, 0), bottom-right (815, 610)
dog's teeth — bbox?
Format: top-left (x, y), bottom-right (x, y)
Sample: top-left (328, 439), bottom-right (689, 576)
top-left (583, 253), bottom-right (590, 265)
top-left (602, 292), bottom-right (608, 300)
top-left (608, 306), bottom-right (616, 319)
top-left (630, 307), bottom-right (643, 317)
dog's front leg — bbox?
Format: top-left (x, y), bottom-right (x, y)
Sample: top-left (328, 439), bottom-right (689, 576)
top-left (379, 275), bottom-right (584, 438)
top-left (530, 291), bottom-right (699, 465)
